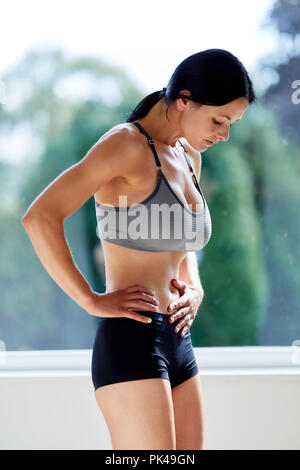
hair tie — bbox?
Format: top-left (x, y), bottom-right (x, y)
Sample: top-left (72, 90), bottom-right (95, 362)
top-left (161, 87), bottom-right (167, 93)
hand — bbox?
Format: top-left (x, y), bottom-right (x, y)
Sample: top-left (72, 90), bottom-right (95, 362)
top-left (167, 278), bottom-right (204, 337)
top-left (87, 284), bottom-right (159, 324)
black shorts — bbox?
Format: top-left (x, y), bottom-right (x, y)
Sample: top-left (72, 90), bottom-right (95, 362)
top-left (91, 310), bottom-right (199, 391)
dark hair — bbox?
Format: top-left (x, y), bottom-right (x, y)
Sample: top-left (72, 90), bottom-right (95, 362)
top-left (124, 48), bottom-right (256, 123)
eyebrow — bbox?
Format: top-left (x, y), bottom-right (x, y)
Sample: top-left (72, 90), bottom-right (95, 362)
top-left (219, 114), bottom-right (241, 122)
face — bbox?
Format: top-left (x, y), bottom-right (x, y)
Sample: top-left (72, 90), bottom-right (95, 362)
top-left (177, 92), bottom-right (249, 151)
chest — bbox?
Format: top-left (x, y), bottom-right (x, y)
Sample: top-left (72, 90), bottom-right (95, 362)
top-left (94, 142), bottom-right (204, 213)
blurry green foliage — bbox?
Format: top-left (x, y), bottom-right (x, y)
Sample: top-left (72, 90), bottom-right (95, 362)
top-left (0, 47), bottom-right (299, 350)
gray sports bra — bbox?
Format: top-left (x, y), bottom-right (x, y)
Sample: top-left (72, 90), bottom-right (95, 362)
top-left (95, 120), bottom-right (212, 252)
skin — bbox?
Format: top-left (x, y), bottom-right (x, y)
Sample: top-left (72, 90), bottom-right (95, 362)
top-left (137, 89), bottom-right (249, 150)
top-left (23, 88), bottom-right (249, 449)
top-left (94, 90), bottom-right (249, 327)
top-left (93, 92), bottom-right (249, 450)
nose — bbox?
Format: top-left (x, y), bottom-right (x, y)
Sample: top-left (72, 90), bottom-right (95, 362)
top-left (217, 126), bottom-right (230, 142)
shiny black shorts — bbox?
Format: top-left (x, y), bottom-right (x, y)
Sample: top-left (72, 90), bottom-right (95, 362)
top-left (91, 310), bottom-right (199, 391)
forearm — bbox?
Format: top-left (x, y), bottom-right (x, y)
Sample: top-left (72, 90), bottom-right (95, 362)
top-left (22, 213), bottom-right (94, 313)
top-left (178, 252), bottom-right (203, 296)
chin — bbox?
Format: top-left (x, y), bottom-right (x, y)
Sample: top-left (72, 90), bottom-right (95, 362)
top-left (199, 142), bottom-right (209, 151)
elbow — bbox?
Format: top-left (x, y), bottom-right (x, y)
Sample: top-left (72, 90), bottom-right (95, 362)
top-left (21, 209), bottom-right (40, 229)
top-left (21, 212), bottom-right (34, 230)
top-left (22, 210), bottom-right (61, 230)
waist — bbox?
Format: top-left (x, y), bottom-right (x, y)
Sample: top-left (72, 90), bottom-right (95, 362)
top-left (101, 242), bottom-right (187, 314)
top-left (105, 279), bottom-right (181, 316)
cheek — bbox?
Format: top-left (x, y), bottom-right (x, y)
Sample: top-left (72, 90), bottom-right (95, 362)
top-left (189, 124), bottom-right (210, 146)
top-left (182, 115), bottom-right (212, 148)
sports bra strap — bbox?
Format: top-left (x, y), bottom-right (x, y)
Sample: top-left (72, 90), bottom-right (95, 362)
top-left (132, 121), bottom-right (203, 197)
top-left (177, 140), bottom-right (203, 194)
top-left (132, 121), bottom-right (162, 168)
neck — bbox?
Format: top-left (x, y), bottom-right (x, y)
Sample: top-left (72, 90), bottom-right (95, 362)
top-left (136, 99), bottom-right (182, 148)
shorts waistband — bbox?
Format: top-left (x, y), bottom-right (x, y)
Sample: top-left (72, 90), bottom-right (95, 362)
top-left (136, 310), bottom-right (171, 322)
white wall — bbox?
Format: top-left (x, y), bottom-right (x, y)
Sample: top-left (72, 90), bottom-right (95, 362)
top-left (1, 370), bottom-right (300, 450)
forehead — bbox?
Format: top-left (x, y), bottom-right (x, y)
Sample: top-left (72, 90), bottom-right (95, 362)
top-left (210, 97), bottom-right (249, 121)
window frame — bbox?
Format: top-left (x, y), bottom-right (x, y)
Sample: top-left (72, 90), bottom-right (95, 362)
top-left (0, 347), bottom-right (300, 378)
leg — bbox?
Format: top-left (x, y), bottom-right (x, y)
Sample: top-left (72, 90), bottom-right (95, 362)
top-left (171, 372), bottom-right (205, 450)
top-left (94, 377), bottom-right (176, 450)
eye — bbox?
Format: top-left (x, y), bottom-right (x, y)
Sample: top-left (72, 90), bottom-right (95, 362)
top-left (213, 118), bottom-right (232, 127)
top-left (213, 119), bottom-right (223, 125)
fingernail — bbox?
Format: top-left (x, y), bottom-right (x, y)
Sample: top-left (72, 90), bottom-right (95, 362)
top-left (147, 318), bottom-right (152, 323)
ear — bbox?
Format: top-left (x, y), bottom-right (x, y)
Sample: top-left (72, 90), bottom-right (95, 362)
top-left (176, 89), bottom-right (193, 110)
top-left (178, 89), bottom-right (192, 98)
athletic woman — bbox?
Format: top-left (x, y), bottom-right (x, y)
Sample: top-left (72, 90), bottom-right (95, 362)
top-left (22, 48), bottom-right (256, 450)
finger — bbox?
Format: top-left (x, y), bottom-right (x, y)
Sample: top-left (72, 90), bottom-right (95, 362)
top-left (127, 292), bottom-right (159, 306)
top-left (172, 279), bottom-right (186, 291)
top-left (172, 309), bottom-right (191, 332)
top-left (169, 302), bottom-right (189, 320)
top-left (169, 310), bottom-right (185, 323)
top-left (124, 310), bottom-right (153, 324)
top-left (168, 295), bottom-right (189, 312)
top-left (180, 324), bottom-right (190, 336)
top-left (175, 323), bottom-right (190, 336)
top-left (125, 285), bottom-right (155, 296)
top-left (126, 299), bottom-right (159, 312)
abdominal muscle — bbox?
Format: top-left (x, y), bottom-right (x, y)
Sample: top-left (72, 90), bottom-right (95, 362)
top-left (101, 239), bottom-right (186, 315)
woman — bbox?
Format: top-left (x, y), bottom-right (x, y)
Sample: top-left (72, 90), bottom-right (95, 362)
top-left (22, 48), bottom-right (256, 450)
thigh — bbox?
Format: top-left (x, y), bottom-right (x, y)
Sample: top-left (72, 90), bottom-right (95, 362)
top-left (95, 377), bottom-right (176, 450)
top-left (171, 372), bottom-right (205, 450)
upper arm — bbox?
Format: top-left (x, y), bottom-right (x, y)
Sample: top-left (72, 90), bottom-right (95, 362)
top-left (22, 127), bottom-right (138, 222)
top-left (178, 141), bottom-right (202, 263)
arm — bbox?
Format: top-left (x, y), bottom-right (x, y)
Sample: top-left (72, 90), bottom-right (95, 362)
top-left (171, 145), bottom-right (204, 314)
top-left (22, 128), bottom-right (138, 315)
top-left (23, 215), bottom-right (94, 311)
top-left (178, 141), bottom-right (203, 298)
top-left (178, 252), bottom-right (204, 303)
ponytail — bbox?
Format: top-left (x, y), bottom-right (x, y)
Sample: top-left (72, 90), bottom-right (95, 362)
top-left (124, 88), bottom-right (167, 122)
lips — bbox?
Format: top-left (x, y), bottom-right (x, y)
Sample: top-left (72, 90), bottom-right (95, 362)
top-left (205, 139), bottom-right (215, 145)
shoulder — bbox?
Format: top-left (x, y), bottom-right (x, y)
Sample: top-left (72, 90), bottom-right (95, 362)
top-left (96, 123), bottom-right (144, 175)
top-left (98, 122), bottom-right (141, 153)
top-left (179, 138), bottom-right (202, 181)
